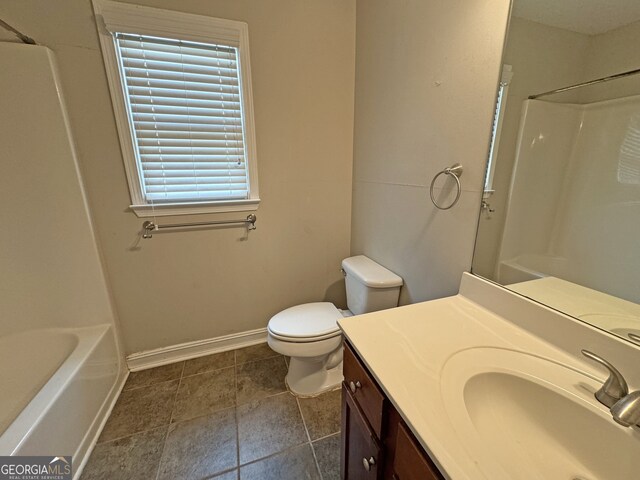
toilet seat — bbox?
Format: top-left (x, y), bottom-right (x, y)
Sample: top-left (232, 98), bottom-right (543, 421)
top-left (268, 302), bottom-right (343, 343)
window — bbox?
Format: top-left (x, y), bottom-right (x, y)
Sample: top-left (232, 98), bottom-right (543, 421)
top-left (484, 64), bottom-right (513, 196)
top-left (94, 0), bottom-right (259, 216)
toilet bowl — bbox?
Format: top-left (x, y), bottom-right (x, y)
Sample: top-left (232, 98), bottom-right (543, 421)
top-left (267, 255), bottom-right (402, 396)
top-left (268, 302), bottom-right (352, 396)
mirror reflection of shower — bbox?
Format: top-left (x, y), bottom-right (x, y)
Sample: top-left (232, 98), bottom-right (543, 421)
top-left (472, 0), bottom-right (640, 345)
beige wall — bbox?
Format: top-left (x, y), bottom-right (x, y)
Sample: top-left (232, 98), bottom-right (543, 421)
top-left (581, 20), bottom-right (640, 103)
top-left (351, 0), bottom-right (511, 304)
top-left (473, 17), bottom-right (591, 278)
top-left (1, 0), bottom-right (356, 354)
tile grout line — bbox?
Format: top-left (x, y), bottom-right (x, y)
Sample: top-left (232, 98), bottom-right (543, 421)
top-left (201, 465), bottom-right (238, 480)
top-left (236, 352), bottom-right (281, 367)
top-left (120, 389), bottom-right (287, 447)
top-left (132, 350), bottom-right (261, 384)
top-left (234, 348), bottom-right (241, 478)
top-left (236, 375), bottom-right (291, 408)
top-left (100, 405), bottom-right (242, 451)
top-left (295, 395), bottom-right (324, 480)
top-left (181, 363), bottom-right (236, 379)
top-left (235, 355), bottom-right (296, 476)
top-left (92, 393), bottom-right (313, 453)
top-left (93, 346), bottom-right (287, 479)
top-left (95, 373), bottom-right (184, 446)
top-left (181, 349), bottom-right (236, 379)
top-left (121, 374), bottom-right (182, 393)
top-left (281, 356), bottom-right (291, 396)
top-left (93, 424), bottom-right (166, 447)
top-left (238, 440), bottom-right (315, 469)
top-left (312, 430), bottom-right (341, 444)
top-left (169, 361), bottom-right (186, 423)
top-left (154, 361), bottom-right (186, 480)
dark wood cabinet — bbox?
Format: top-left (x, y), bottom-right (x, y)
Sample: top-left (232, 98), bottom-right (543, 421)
top-left (390, 422), bottom-right (442, 480)
top-left (343, 341), bottom-right (386, 438)
top-left (341, 384), bottom-right (382, 479)
top-left (341, 342), bottom-right (444, 480)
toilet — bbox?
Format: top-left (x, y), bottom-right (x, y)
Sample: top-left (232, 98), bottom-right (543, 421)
top-left (267, 255), bottom-right (403, 396)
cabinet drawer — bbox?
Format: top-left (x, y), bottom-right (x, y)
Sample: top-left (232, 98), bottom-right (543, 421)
top-left (343, 342), bottom-right (385, 438)
top-left (392, 422), bottom-right (442, 480)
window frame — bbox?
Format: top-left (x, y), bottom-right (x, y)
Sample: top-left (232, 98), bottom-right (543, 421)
top-left (93, 0), bottom-right (259, 217)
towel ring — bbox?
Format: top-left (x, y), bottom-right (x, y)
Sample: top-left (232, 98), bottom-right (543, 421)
top-left (429, 164), bottom-right (463, 210)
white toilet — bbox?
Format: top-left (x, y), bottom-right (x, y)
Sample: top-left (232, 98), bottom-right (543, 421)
top-left (267, 255), bottom-right (403, 396)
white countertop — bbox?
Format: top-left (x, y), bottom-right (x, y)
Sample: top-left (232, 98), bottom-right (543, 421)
top-left (337, 274), bottom-right (611, 480)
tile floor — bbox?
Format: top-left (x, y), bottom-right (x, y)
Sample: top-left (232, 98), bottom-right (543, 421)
top-left (81, 343), bottom-right (341, 480)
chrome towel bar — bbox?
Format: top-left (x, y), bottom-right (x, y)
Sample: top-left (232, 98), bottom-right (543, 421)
top-left (142, 214), bottom-right (257, 239)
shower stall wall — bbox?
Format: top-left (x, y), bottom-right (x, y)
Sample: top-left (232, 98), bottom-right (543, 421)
top-left (0, 42), bottom-right (125, 477)
top-left (498, 95), bottom-right (640, 305)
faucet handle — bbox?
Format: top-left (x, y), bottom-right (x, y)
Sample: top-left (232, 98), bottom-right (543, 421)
top-left (611, 391), bottom-right (640, 427)
top-left (581, 350), bottom-right (629, 407)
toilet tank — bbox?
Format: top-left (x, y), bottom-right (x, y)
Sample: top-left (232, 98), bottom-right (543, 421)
top-left (341, 255), bottom-right (403, 315)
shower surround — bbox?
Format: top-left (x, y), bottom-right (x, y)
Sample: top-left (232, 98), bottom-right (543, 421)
top-left (0, 43), bottom-right (124, 477)
top-left (498, 95), bottom-right (640, 304)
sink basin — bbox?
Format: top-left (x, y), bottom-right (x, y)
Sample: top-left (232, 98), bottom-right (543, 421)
top-left (440, 348), bottom-right (640, 480)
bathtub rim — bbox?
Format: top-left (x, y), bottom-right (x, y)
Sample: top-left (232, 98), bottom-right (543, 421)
top-left (72, 362), bottom-right (127, 480)
top-left (0, 324), bottom-right (114, 455)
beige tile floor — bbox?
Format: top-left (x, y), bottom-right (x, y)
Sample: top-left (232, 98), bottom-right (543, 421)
top-left (80, 343), bottom-right (341, 480)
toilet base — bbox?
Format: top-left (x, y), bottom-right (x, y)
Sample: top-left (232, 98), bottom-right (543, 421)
top-left (285, 356), bottom-right (344, 397)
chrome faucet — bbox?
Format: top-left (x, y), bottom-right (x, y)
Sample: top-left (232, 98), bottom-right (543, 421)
top-left (611, 391), bottom-right (640, 427)
top-left (582, 350), bottom-right (640, 427)
top-left (581, 350), bottom-right (628, 407)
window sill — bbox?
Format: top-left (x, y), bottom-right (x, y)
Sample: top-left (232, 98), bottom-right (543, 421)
top-left (130, 199), bottom-right (260, 218)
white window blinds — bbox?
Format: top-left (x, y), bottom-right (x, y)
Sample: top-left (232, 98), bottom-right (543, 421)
top-left (115, 33), bottom-right (249, 203)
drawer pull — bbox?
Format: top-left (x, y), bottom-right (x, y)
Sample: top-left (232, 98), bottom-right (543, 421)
top-left (349, 380), bottom-right (362, 393)
top-left (362, 456), bottom-right (376, 471)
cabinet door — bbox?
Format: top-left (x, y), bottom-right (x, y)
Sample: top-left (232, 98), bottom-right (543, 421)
top-left (391, 422), bottom-right (442, 480)
top-left (341, 384), bottom-right (382, 480)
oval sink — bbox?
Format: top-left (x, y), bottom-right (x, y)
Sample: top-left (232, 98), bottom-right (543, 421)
top-left (440, 348), bottom-right (640, 480)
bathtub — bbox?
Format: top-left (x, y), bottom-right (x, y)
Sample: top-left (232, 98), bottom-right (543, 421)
top-left (0, 324), bottom-right (121, 469)
top-left (498, 254), bottom-right (568, 285)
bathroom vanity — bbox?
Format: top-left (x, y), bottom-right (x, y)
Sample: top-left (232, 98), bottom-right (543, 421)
top-left (341, 342), bottom-right (443, 479)
top-left (338, 273), bottom-right (640, 480)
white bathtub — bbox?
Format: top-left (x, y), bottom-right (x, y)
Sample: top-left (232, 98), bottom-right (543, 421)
top-left (498, 254), bottom-right (568, 285)
top-left (0, 325), bottom-right (121, 468)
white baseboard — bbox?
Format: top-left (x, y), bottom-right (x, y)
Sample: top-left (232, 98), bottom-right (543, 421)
top-left (126, 328), bottom-right (268, 371)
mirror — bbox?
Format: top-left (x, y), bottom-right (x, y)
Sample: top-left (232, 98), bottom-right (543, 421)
top-left (472, 0), bottom-right (640, 346)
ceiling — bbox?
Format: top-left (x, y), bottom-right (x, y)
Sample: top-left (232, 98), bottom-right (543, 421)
top-left (513, 0), bottom-right (640, 35)
top-left (2, 2), bottom-right (640, 43)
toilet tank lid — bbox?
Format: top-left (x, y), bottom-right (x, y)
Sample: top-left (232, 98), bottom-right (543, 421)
top-left (342, 255), bottom-right (403, 288)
